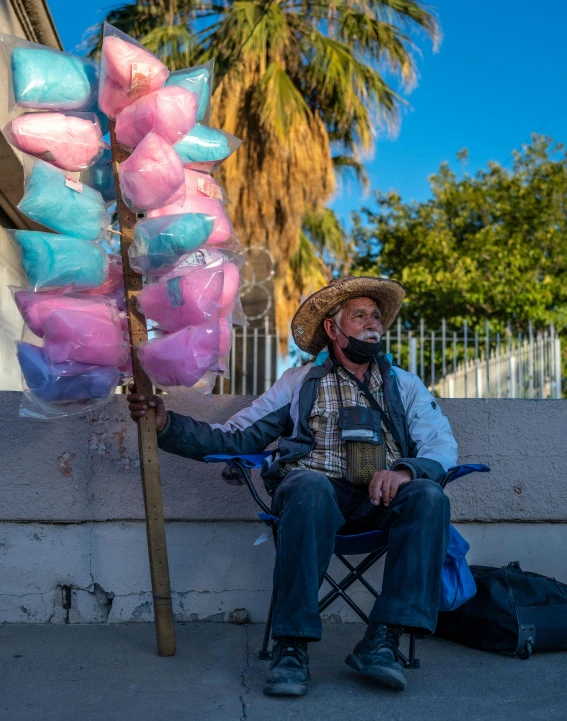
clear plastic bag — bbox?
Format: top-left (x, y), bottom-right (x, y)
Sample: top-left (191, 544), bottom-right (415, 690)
top-left (81, 254), bottom-right (126, 311)
top-left (129, 213), bottom-right (240, 276)
top-left (174, 124), bottom-right (242, 172)
top-left (137, 254), bottom-right (225, 332)
top-left (3, 112), bottom-right (105, 171)
top-left (17, 341), bottom-right (121, 419)
top-left (118, 132), bottom-right (185, 212)
top-left (182, 167), bottom-right (229, 204)
top-left (81, 148), bottom-right (116, 203)
top-left (115, 85), bottom-right (198, 151)
top-left (9, 230), bottom-right (110, 291)
top-left (147, 193), bottom-right (234, 244)
top-left (99, 23), bottom-right (169, 119)
top-left (164, 59), bottom-right (214, 124)
top-left (0, 33), bottom-right (98, 112)
top-left (40, 307), bottom-right (129, 367)
top-left (138, 321), bottom-right (222, 390)
top-left (12, 288), bottom-right (120, 337)
top-left (17, 159), bottom-right (110, 240)
top-left (167, 248), bottom-right (246, 326)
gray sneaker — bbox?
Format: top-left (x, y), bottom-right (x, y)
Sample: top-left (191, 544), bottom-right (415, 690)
top-left (345, 623), bottom-right (407, 691)
top-left (263, 638), bottom-right (309, 697)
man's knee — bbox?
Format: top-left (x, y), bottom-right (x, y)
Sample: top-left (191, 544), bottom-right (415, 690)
top-left (407, 478), bottom-right (449, 514)
top-left (279, 470), bottom-right (335, 502)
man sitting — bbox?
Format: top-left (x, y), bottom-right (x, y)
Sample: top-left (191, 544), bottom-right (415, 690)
top-left (128, 276), bottom-right (458, 696)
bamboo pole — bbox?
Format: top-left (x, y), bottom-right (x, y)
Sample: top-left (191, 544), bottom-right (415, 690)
top-left (109, 121), bottom-right (176, 657)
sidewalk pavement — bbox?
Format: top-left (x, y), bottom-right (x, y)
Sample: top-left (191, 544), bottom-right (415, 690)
top-left (2, 622), bottom-right (565, 721)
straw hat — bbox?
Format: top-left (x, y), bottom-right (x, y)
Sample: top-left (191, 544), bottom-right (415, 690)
top-left (292, 276), bottom-right (406, 355)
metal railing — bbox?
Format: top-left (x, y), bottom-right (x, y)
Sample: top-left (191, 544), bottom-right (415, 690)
top-left (384, 319), bottom-right (562, 399)
top-left (217, 317), bottom-right (278, 395)
top-left (218, 318), bottom-right (562, 399)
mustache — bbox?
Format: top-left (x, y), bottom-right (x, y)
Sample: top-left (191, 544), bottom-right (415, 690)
top-left (357, 330), bottom-right (381, 341)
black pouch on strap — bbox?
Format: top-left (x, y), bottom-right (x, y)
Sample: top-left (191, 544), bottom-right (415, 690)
top-left (436, 562), bottom-right (567, 658)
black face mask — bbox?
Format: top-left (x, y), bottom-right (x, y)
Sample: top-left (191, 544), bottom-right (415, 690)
top-left (334, 323), bottom-right (382, 364)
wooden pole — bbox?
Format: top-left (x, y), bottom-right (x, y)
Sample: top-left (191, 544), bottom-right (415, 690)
top-left (109, 120), bottom-right (176, 657)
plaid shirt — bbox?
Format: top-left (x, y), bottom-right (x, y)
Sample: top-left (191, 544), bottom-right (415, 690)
top-left (283, 360), bottom-right (402, 479)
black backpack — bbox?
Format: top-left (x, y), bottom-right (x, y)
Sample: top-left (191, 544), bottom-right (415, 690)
top-left (436, 562), bottom-right (567, 658)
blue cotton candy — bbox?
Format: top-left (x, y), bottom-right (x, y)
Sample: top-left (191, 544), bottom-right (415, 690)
top-left (18, 161), bottom-right (109, 240)
top-left (14, 230), bottom-right (109, 290)
top-left (82, 149), bottom-right (115, 203)
top-left (131, 213), bottom-right (214, 274)
top-left (11, 47), bottom-right (97, 110)
top-left (17, 342), bottom-right (119, 403)
top-left (174, 124), bottom-right (231, 164)
top-left (165, 66), bottom-right (211, 122)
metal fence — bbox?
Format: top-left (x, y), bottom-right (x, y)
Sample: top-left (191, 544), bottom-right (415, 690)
top-left (217, 317), bottom-right (278, 395)
top-left (385, 319), bottom-right (562, 399)
top-left (218, 318), bottom-right (563, 399)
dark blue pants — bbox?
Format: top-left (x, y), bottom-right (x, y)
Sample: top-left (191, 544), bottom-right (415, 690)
top-left (270, 469), bottom-right (450, 641)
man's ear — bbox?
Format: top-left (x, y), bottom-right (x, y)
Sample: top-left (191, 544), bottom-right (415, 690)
top-left (323, 318), bottom-right (337, 341)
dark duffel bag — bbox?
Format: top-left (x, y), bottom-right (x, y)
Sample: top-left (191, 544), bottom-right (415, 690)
top-left (436, 561), bottom-right (567, 658)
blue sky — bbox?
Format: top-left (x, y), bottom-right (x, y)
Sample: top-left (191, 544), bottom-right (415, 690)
top-left (48, 0), bottom-right (567, 223)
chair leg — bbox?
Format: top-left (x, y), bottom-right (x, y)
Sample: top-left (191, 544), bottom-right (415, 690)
top-left (398, 633), bottom-right (420, 669)
top-left (259, 591), bottom-right (275, 660)
top-left (259, 524), bottom-right (278, 660)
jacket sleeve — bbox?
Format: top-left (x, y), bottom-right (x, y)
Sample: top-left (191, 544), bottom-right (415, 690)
top-left (157, 367), bottom-right (297, 461)
top-left (389, 370), bottom-right (459, 483)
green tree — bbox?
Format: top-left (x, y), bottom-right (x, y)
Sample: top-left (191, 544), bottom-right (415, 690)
top-left (88, 0), bottom-right (439, 343)
top-left (353, 135), bottom-right (567, 334)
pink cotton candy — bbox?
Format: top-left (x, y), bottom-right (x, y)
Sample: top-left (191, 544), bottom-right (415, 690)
top-left (7, 113), bottom-right (103, 171)
top-left (99, 35), bottom-right (169, 118)
top-left (219, 316), bottom-right (232, 356)
top-left (137, 262), bottom-right (224, 332)
top-left (183, 168), bottom-right (224, 200)
top-left (118, 133), bottom-right (185, 212)
top-left (14, 291), bottom-right (118, 338)
top-left (115, 86), bottom-right (198, 150)
top-left (219, 262), bottom-right (240, 317)
top-left (148, 194), bottom-right (231, 244)
top-left (43, 309), bottom-right (129, 366)
top-left (138, 323), bottom-right (220, 387)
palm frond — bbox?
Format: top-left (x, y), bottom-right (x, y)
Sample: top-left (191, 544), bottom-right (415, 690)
top-left (333, 154), bottom-right (370, 188)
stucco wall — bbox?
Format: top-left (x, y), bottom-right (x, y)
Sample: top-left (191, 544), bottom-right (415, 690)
top-left (1, 391), bottom-right (566, 623)
top-left (2, 392), bottom-right (566, 523)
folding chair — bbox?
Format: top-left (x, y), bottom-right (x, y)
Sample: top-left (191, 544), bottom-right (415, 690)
top-left (205, 452), bottom-right (489, 669)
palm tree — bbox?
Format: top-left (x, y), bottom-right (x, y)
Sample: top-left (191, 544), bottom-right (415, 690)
top-left (88, 0), bottom-right (439, 347)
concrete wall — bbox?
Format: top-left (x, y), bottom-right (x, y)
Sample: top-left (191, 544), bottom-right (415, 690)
top-left (1, 391), bottom-right (566, 623)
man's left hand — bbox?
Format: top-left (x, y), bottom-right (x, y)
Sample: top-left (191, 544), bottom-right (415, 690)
top-left (368, 468), bottom-right (413, 507)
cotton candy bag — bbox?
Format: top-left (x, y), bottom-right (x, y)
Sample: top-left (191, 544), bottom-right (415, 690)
top-left (17, 342), bottom-right (120, 403)
top-left (18, 160), bottom-right (109, 240)
top-left (147, 194), bottom-right (232, 244)
top-left (4, 112), bottom-right (104, 171)
top-left (164, 60), bottom-right (213, 124)
top-left (118, 132), bottom-right (185, 212)
top-left (129, 213), bottom-right (214, 275)
top-left (138, 322), bottom-right (221, 388)
top-left (115, 85), bottom-right (198, 150)
top-left (98, 24), bottom-right (169, 118)
top-left (137, 257), bottom-right (224, 331)
top-left (12, 230), bottom-right (109, 290)
top-left (42, 308), bottom-right (129, 367)
top-left (14, 290), bottom-right (118, 337)
top-left (174, 124), bottom-right (241, 172)
top-left (0, 34), bottom-right (98, 111)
